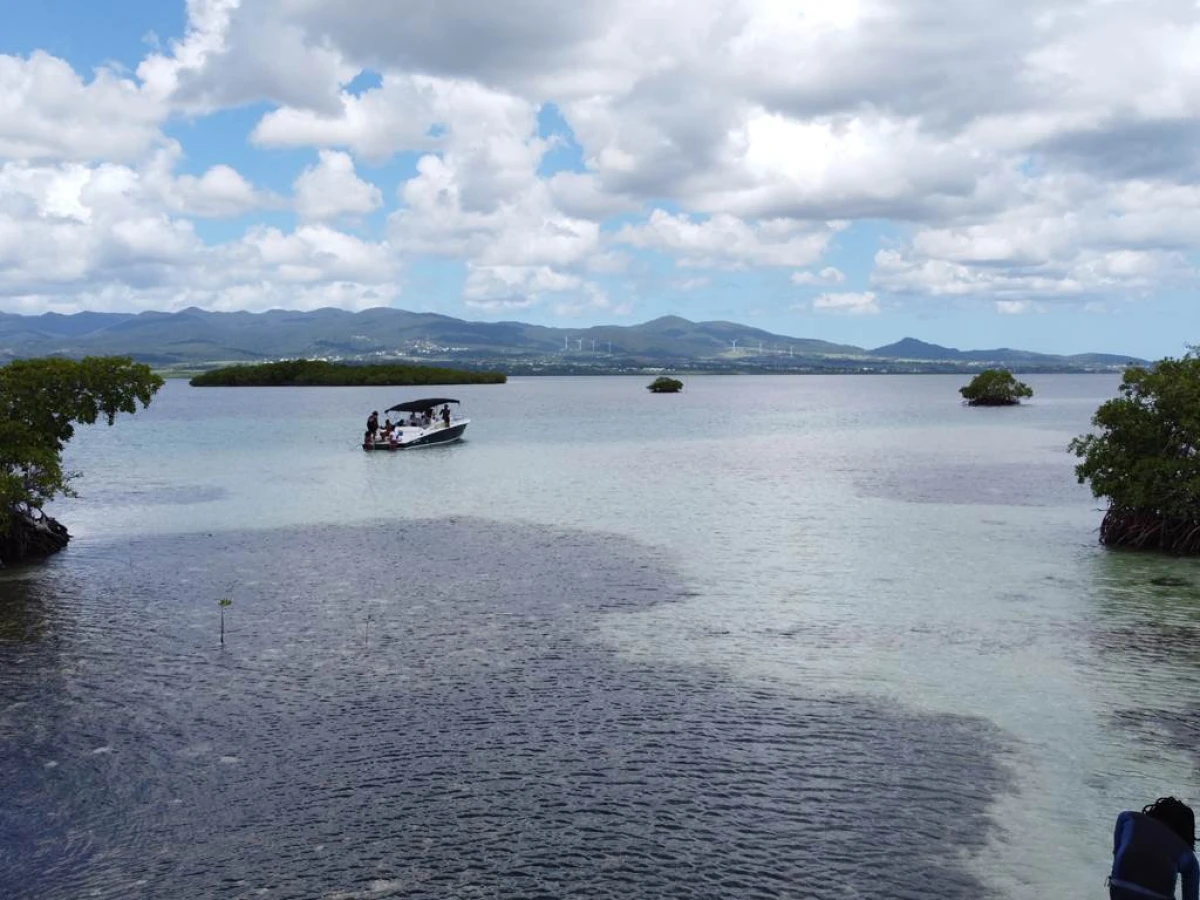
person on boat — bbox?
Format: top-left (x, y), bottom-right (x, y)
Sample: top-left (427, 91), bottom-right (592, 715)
top-left (366, 411), bottom-right (379, 440)
top-left (441, 405), bottom-right (451, 428)
top-left (1109, 797), bottom-right (1197, 900)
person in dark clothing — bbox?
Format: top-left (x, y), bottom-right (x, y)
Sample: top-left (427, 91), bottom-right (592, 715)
top-left (1110, 797), bottom-right (1198, 900)
top-left (366, 411), bottom-right (379, 440)
top-left (441, 404), bottom-right (451, 428)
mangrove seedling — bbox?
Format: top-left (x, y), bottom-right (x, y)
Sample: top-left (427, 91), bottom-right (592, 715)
top-left (218, 597), bottom-right (232, 645)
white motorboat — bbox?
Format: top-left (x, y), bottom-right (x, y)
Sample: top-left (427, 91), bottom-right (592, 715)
top-left (362, 398), bottom-right (469, 450)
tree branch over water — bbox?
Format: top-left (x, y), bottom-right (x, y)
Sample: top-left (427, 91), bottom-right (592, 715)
top-left (0, 356), bottom-right (163, 566)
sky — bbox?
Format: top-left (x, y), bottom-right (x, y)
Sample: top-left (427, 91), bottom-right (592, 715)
top-left (2, 0), bottom-right (1198, 357)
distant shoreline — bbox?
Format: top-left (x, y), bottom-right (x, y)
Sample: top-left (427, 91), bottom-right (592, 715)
top-left (171, 360), bottom-right (1130, 381)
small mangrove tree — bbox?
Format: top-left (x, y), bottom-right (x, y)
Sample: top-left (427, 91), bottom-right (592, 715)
top-left (959, 369), bottom-right (1033, 406)
top-left (1069, 351), bottom-right (1200, 553)
top-left (647, 376), bottom-right (683, 393)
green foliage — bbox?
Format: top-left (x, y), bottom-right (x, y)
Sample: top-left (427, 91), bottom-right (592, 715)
top-left (190, 359), bottom-right (506, 386)
top-left (218, 597), bottom-right (232, 608)
top-left (958, 369), bottom-right (1033, 405)
top-left (647, 376), bottom-right (684, 393)
top-left (0, 357), bottom-right (163, 527)
top-left (1069, 352), bottom-right (1200, 524)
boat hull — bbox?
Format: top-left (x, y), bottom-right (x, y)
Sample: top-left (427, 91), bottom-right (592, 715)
top-left (362, 422), bottom-right (468, 451)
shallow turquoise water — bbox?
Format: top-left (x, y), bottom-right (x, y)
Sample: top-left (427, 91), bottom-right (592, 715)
top-left (3, 374), bottom-right (1199, 898)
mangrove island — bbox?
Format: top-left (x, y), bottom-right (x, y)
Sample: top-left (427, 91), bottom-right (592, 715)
top-left (190, 359), bottom-right (507, 387)
top-left (959, 369), bottom-right (1033, 406)
top-left (647, 376), bottom-right (684, 393)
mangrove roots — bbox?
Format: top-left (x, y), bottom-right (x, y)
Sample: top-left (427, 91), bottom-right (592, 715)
top-left (1100, 507), bottom-right (1200, 555)
top-left (0, 508), bottom-right (70, 567)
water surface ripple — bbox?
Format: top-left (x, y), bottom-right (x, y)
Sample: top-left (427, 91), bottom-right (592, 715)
top-left (2, 520), bottom-right (1008, 899)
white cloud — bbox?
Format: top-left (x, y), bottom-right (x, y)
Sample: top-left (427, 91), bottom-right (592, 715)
top-left (615, 210), bottom-right (837, 268)
top-left (137, 0), bottom-right (1200, 221)
top-left (7, 0), bottom-right (1200, 325)
top-left (812, 291), bottom-right (880, 315)
top-left (389, 153), bottom-right (600, 269)
top-left (293, 150), bottom-right (382, 221)
top-left (0, 52), bottom-right (166, 162)
top-left (137, 0), bottom-right (353, 114)
top-left (462, 264), bottom-right (581, 310)
top-left (260, 71), bottom-right (614, 316)
top-left (791, 266), bottom-right (845, 286)
top-left (268, 0), bottom-right (695, 99)
top-left (229, 223), bottom-right (397, 285)
top-left (0, 151), bottom-right (271, 226)
top-left (0, 157), bottom-right (396, 313)
top-left (252, 74), bottom-right (441, 162)
top-left (169, 164), bottom-right (272, 218)
top-left (871, 174), bottom-right (1200, 303)
top-left (546, 172), bottom-right (639, 220)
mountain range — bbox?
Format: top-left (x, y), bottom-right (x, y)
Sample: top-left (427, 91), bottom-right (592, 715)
top-left (0, 307), bottom-right (1144, 373)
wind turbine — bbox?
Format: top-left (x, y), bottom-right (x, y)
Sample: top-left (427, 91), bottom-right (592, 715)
top-left (576, 339), bottom-right (584, 350)
top-left (730, 339), bottom-right (738, 352)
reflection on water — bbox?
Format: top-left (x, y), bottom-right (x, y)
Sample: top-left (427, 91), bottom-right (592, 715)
top-left (82, 483), bottom-right (229, 507)
top-left (1, 520), bottom-right (1009, 899)
top-left (1085, 551), bottom-right (1200, 775)
top-left (0, 573), bottom-right (52, 644)
top-left (855, 459), bottom-right (1084, 507)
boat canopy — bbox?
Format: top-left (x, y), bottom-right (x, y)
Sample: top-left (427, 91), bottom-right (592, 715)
top-left (386, 398), bottom-right (460, 413)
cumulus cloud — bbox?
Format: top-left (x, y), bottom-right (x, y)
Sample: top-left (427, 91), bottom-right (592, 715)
top-left (6, 0), bottom-right (1200, 323)
top-left (169, 163), bottom-right (274, 218)
top-left (615, 210), bottom-right (837, 268)
top-left (0, 156), bottom-right (396, 313)
top-left (0, 160), bottom-right (204, 297)
top-left (463, 264), bottom-right (581, 310)
top-left (137, 0), bottom-right (353, 114)
top-left (293, 150), bottom-right (382, 221)
top-left (388, 151), bottom-right (600, 270)
top-left (872, 174), bottom-right (1200, 303)
top-left (0, 52), bottom-right (166, 162)
top-left (252, 73), bottom-right (442, 162)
